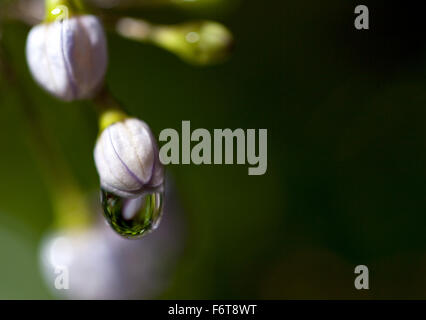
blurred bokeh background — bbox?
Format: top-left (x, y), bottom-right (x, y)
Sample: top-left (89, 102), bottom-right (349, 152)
top-left (1, 0), bottom-right (426, 299)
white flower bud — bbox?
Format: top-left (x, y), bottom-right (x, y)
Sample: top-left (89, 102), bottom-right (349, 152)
top-left (94, 118), bottom-right (164, 198)
top-left (26, 15), bottom-right (108, 101)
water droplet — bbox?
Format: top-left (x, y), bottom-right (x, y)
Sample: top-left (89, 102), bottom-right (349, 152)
top-left (101, 189), bottom-right (164, 239)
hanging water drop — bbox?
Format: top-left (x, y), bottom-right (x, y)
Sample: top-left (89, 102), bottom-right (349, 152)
top-left (101, 189), bottom-right (164, 239)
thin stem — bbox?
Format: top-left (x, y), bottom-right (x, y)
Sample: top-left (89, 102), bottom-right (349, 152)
top-left (93, 86), bottom-right (129, 131)
top-left (0, 39), bottom-right (91, 230)
top-left (93, 85), bottom-right (125, 114)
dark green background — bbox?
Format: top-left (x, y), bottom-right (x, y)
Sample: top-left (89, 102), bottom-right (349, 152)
top-left (1, 0), bottom-right (426, 299)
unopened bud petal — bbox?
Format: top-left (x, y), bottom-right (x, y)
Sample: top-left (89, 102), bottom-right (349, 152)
top-left (26, 15), bottom-right (108, 101)
top-left (94, 118), bottom-right (164, 198)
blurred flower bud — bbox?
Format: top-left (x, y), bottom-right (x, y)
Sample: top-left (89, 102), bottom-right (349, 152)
top-left (94, 117), bottom-right (164, 199)
top-left (26, 12), bottom-right (108, 101)
top-left (39, 177), bottom-right (185, 299)
top-left (117, 19), bottom-right (233, 66)
top-left (154, 21), bottom-right (233, 65)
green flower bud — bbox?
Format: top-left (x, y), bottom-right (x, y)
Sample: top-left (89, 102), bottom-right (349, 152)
top-left (117, 18), bottom-right (233, 66)
top-left (152, 21), bottom-right (233, 65)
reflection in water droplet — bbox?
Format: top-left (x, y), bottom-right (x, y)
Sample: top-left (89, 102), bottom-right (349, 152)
top-left (101, 189), bottom-right (164, 239)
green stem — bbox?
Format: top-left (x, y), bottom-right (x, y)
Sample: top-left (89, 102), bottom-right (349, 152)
top-left (93, 86), bottom-right (129, 132)
top-left (44, 0), bottom-right (86, 22)
top-left (0, 39), bottom-right (91, 230)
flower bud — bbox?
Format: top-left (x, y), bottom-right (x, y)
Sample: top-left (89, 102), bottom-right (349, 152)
top-left (117, 18), bottom-right (233, 65)
top-left (26, 14), bottom-right (108, 101)
top-left (153, 21), bottom-right (234, 65)
top-left (94, 118), bottom-right (164, 198)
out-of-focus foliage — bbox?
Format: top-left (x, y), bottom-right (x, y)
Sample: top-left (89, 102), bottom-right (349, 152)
top-left (1, 0), bottom-right (426, 299)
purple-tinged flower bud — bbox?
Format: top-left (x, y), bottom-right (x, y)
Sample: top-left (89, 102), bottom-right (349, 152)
top-left (94, 118), bottom-right (164, 198)
top-left (26, 14), bottom-right (108, 101)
